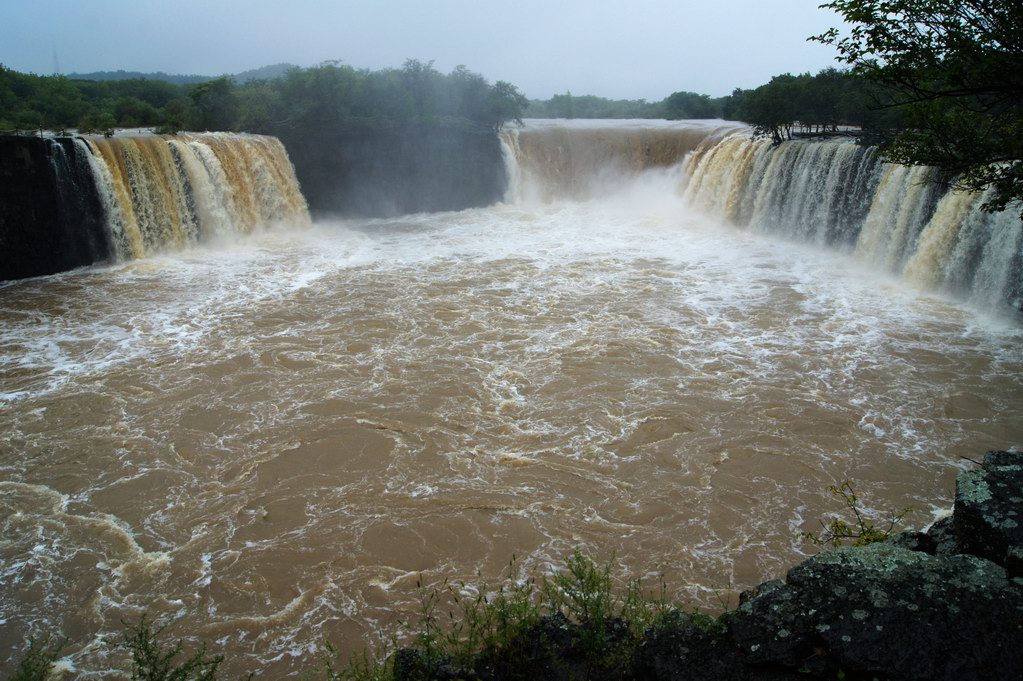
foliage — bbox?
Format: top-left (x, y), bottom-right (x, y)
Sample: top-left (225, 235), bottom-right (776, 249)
top-left (525, 90), bottom-right (732, 120)
top-left (733, 68), bottom-right (898, 142)
top-left (9, 637), bottom-right (64, 681)
top-left (118, 614), bottom-right (224, 681)
top-left (812, 0), bottom-right (1023, 216)
top-left (661, 90), bottom-right (720, 119)
top-left (66, 69), bottom-right (214, 85)
top-left (318, 640), bottom-right (393, 681)
top-left (310, 550), bottom-right (677, 680)
top-left (0, 64), bottom-right (193, 132)
top-left (526, 92), bottom-right (664, 119)
top-left (803, 481), bottom-right (911, 548)
top-left (480, 552), bottom-right (664, 672)
top-left (487, 81), bottom-right (529, 130)
top-left (0, 60), bottom-right (529, 137)
top-left (189, 77), bottom-right (238, 131)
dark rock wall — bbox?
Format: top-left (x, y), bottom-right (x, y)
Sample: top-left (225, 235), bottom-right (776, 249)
top-left (278, 121), bottom-right (507, 219)
top-left (954, 450), bottom-right (1023, 576)
top-left (0, 136), bottom-right (111, 281)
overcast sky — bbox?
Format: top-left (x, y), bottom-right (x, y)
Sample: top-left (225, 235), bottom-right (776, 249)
top-left (2, 0), bottom-right (844, 100)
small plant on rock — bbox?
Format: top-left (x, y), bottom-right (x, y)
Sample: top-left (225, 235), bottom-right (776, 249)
top-left (804, 481), bottom-right (910, 548)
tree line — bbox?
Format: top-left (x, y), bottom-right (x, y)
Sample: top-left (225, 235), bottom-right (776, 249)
top-left (524, 89), bottom-right (730, 120)
top-left (726, 68), bottom-right (907, 143)
top-left (523, 70), bottom-right (903, 141)
top-left (0, 60), bottom-right (528, 137)
top-left (0, 63), bottom-right (739, 132)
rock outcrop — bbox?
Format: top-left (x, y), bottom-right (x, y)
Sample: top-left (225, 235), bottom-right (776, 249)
top-left (953, 450), bottom-right (1023, 578)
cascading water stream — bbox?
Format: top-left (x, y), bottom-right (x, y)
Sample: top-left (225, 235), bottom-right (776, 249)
top-left (0, 132), bottom-right (310, 282)
top-left (679, 132), bottom-right (1022, 312)
top-left (501, 119), bottom-right (743, 203)
top-left (84, 133), bottom-right (310, 261)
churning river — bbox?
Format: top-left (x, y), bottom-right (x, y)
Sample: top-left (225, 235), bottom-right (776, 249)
top-left (1, 121), bottom-right (1022, 677)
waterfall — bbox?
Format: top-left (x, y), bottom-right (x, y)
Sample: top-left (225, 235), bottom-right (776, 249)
top-left (682, 135), bottom-right (886, 249)
top-left (680, 133), bottom-right (1021, 312)
top-left (499, 122), bottom-right (1020, 312)
top-left (500, 119), bottom-right (743, 202)
top-left (903, 186), bottom-right (1023, 308)
top-left (84, 133), bottom-right (310, 260)
top-left (45, 138), bottom-right (115, 267)
top-left (0, 132), bottom-right (310, 282)
top-left (855, 164), bottom-right (942, 272)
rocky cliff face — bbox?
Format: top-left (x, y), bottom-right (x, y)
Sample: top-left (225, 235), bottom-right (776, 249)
top-left (1, 125), bottom-right (508, 281)
top-left (0, 136), bottom-right (111, 280)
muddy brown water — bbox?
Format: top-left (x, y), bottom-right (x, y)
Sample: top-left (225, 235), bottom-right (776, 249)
top-left (2, 170), bottom-right (1021, 677)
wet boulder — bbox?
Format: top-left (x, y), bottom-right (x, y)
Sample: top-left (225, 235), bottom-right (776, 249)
top-left (953, 450), bottom-right (1023, 577)
top-left (633, 610), bottom-right (750, 681)
top-left (727, 543), bottom-right (1023, 680)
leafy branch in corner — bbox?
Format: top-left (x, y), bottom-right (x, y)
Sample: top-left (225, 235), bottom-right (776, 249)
top-left (803, 481), bottom-right (911, 548)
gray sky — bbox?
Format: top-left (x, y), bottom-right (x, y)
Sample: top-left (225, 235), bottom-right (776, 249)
top-left (3, 0), bottom-right (844, 100)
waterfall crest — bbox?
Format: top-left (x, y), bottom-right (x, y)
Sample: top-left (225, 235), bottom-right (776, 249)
top-left (501, 123), bottom-right (1021, 312)
top-left (681, 134), bottom-right (1021, 311)
top-left (500, 119), bottom-right (742, 202)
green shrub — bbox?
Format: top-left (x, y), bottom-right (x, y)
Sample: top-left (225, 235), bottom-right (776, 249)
top-left (804, 481), bottom-right (910, 548)
top-left (118, 614), bottom-right (224, 681)
top-left (9, 637), bottom-right (64, 681)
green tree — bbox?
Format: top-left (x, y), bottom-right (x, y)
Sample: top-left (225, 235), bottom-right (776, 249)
top-left (663, 90), bottom-right (720, 119)
top-left (448, 65), bottom-right (490, 122)
top-left (31, 75), bottom-right (87, 129)
top-left (737, 73), bottom-right (801, 142)
top-left (813, 0), bottom-right (1023, 216)
top-left (486, 80), bottom-right (528, 130)
top-left (189, 77), bottom-right (237, 131)
top-left (112, 96), bottom-right (160, 127)
top-left (720, 87), bottom-right (750, 120)
top-left (401, 58), bottom-right (441, 119)
top-left (232, 80), bottom-right (283, 131)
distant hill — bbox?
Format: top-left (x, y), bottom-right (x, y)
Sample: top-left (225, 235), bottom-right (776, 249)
top-left (67, 70), bottom-right (213, 84)
top-left (231, 63), bottom-right (298, 83)
top-left (67, 63), bottom-right (299, 85)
